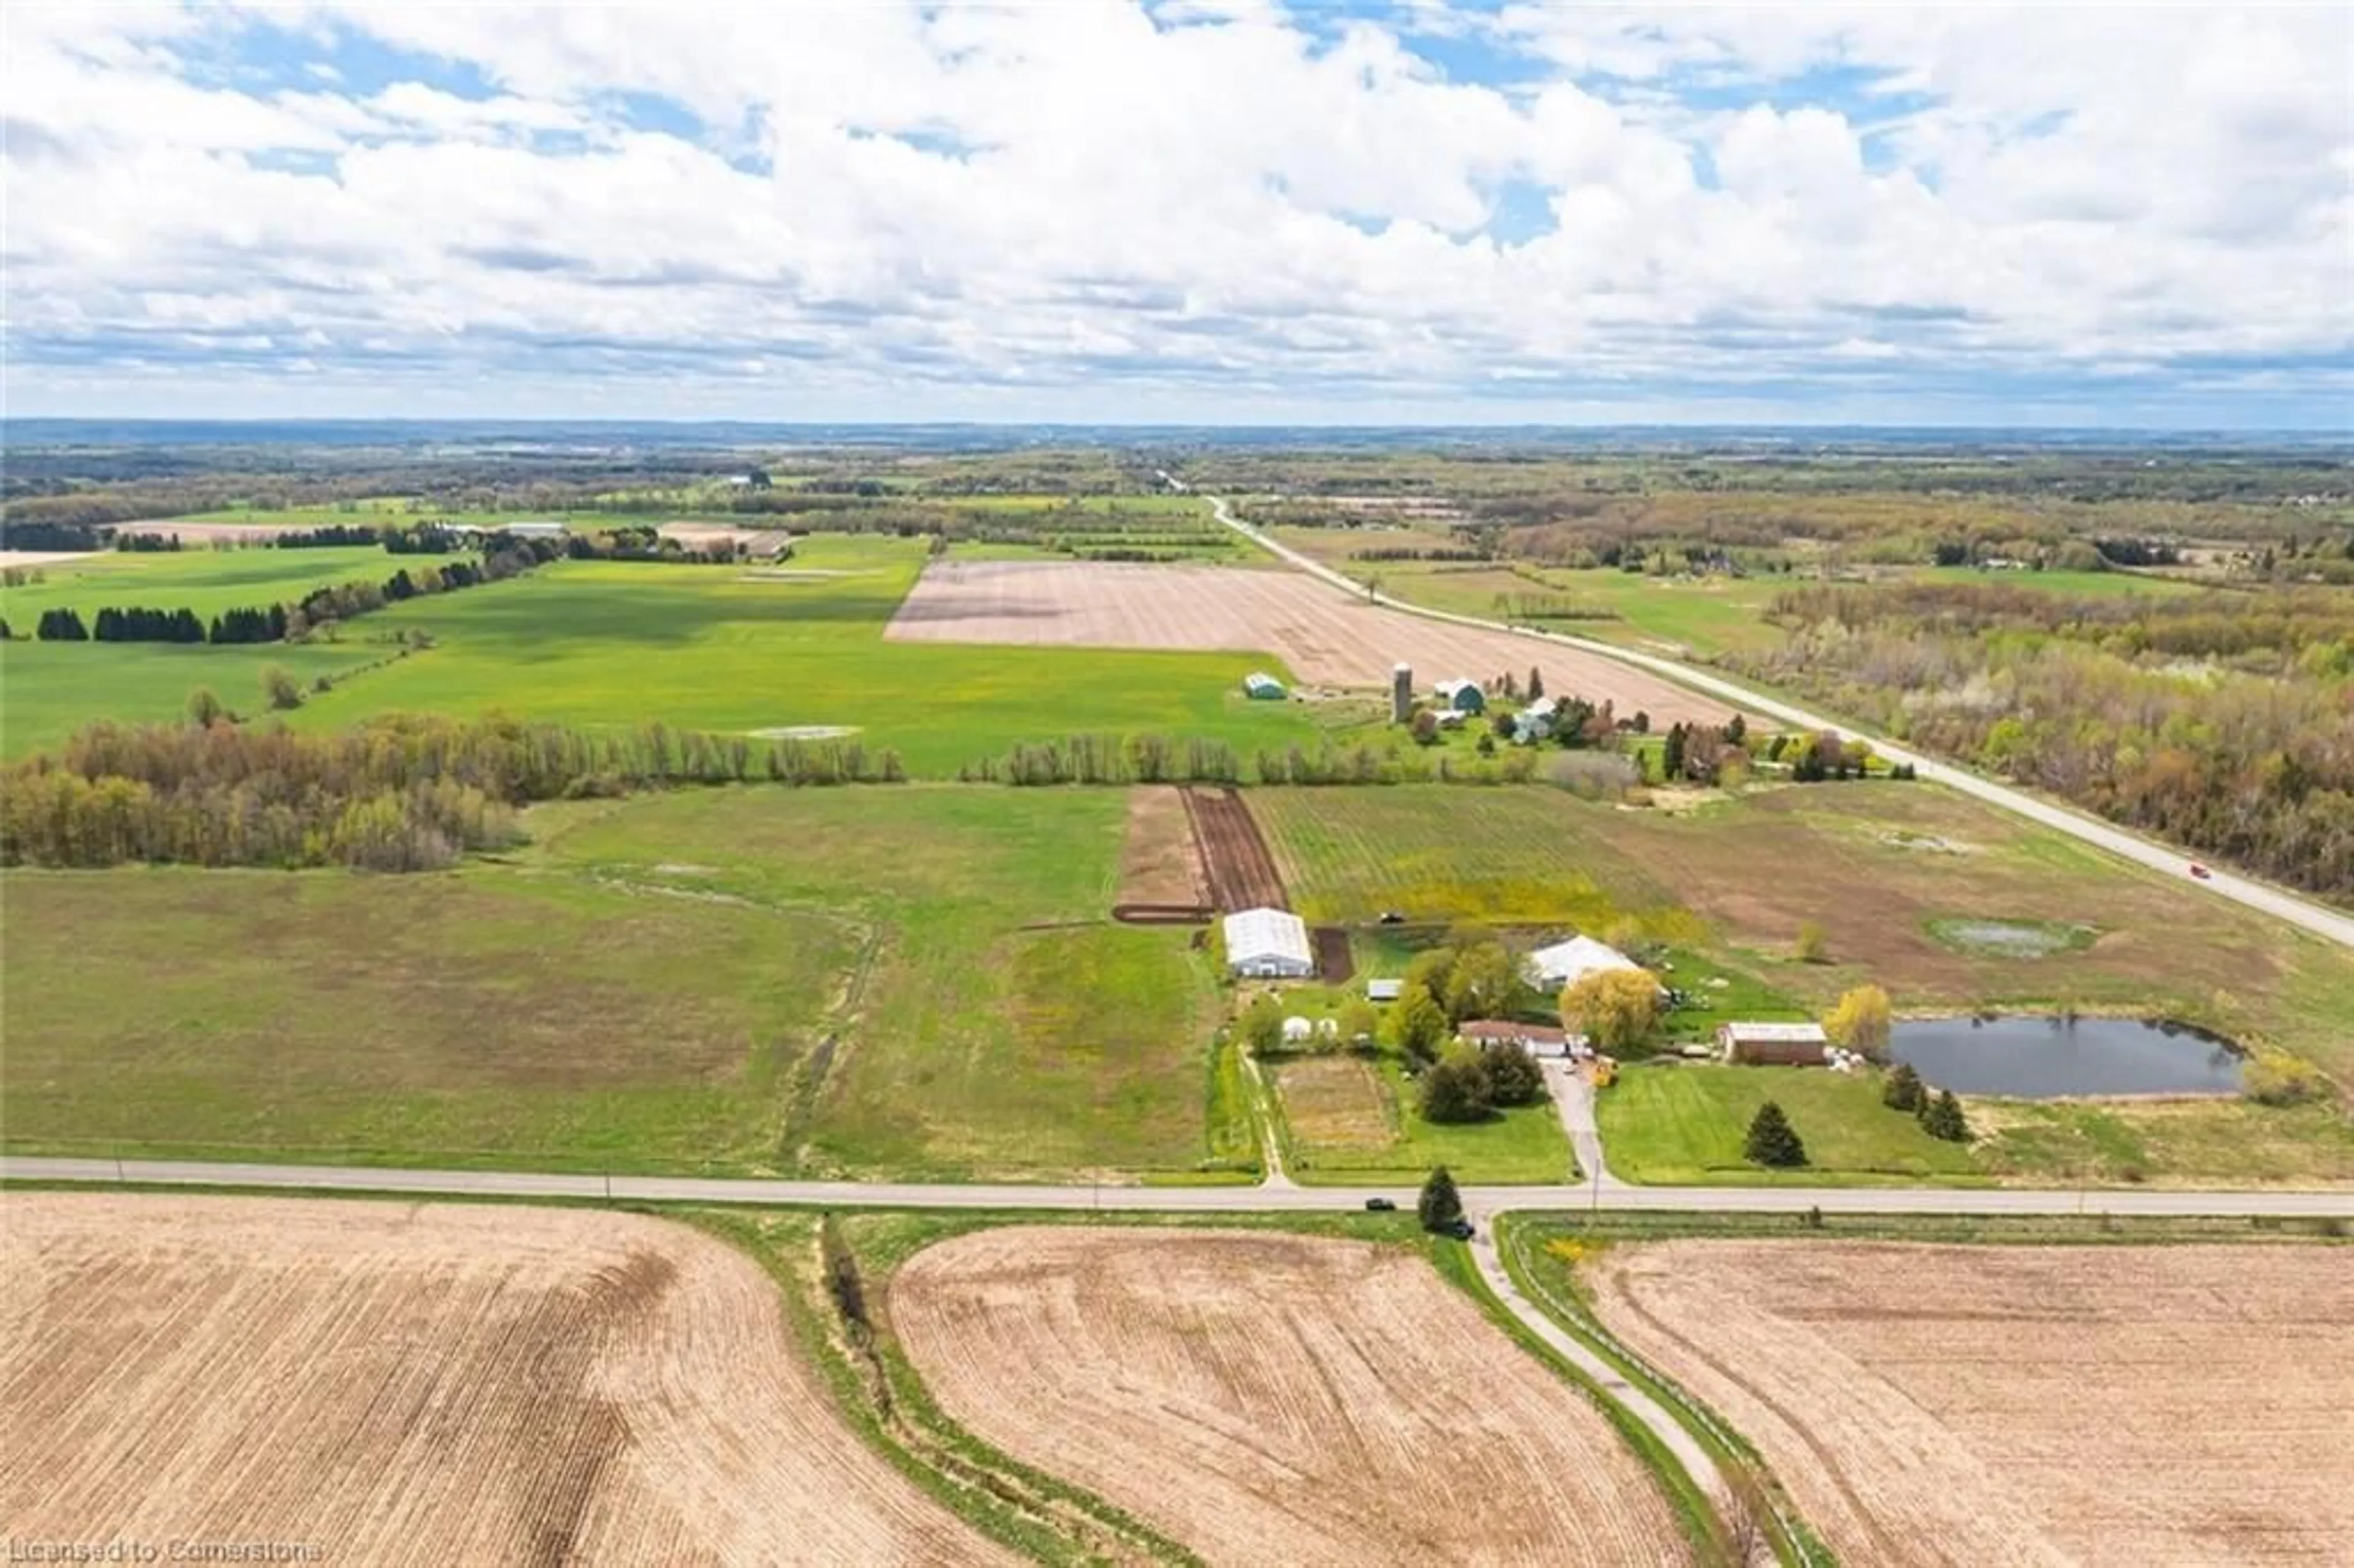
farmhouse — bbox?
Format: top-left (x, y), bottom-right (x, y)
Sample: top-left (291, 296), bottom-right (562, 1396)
top-left (1718, 1021), bottom-right (1831, 1066)
top-left (1459, 1019), bottom-right (1569, 1051)
top-left (1222, 907), bottom-right (1314, 979)
top-left (1434, 679), bottom-right (1486, 715)
top-left (1527, 935), bottom-right (1642, 990)
top-left (1510, 697), bottom-right (1558, 745)
top-left (1243, 671), bottom-right (1287, 700)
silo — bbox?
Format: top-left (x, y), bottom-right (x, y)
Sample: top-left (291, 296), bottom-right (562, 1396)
top-left (1391, 663), bottom-right (1414, 725)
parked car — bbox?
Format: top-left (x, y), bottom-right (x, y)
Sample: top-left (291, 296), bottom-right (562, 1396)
top-left (1444, 1219), bottom-right (1475, 1241)
top-left (2188, 862), bottom-right (2212, 880)
top-left (1377, 910), bottom-right (1407, 925)
top-left (1363, 1197), bottom-right (1397, 1212)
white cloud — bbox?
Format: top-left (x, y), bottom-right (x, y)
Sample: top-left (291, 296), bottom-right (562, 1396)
top-left (2, 1), bottom-right (2348, 420)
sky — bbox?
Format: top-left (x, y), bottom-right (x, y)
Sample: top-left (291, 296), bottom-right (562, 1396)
top-left (4, 2), bottom-right (2350, 428)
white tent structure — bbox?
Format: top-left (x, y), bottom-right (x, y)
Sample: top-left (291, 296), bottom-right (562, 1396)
top-left (1526, 935), bottom-right (1642, 990)
top-left (1224, 907), bottom-right (1314, 978)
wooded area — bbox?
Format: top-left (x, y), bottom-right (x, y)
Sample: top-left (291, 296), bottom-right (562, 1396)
top-left (1732, 584), bottom-right (2354, 902)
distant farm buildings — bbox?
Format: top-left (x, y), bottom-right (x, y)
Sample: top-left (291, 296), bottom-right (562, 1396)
top-left (1526, 935), bottom-right (1642, 991)
top-left (1243, 672), bottom-right (1288, 701)
top-left (1434, 678), bottom-right (1486, 715)
top-left (1391, 664), bottom-right (1414, 724)
top-left (1718, 1021), bottom-right (1831, 1067)
top-left (1222, 907), bottom-right (1315, 979)
top-left (498, 520), bottom-right (570, 541)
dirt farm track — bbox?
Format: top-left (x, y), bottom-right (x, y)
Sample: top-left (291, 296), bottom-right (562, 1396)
top-left (0, 1195), bottom-right (1012, 1567)
top-left (886, 558), bottom-right (1740, 725)
top-left (891, 1227), bottom-right (1686, 1567)
top-left (1587, 1241), bottom-right (2354, 1567)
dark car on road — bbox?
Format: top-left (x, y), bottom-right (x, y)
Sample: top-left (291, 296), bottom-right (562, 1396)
top-left (1444, 1219), bottom-right (1474, 1241)
top-left (1363, 1197), bottom-right (1396, 1212)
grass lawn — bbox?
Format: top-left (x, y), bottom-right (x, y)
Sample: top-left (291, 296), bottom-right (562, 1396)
top-left (1596, 1060), bottom-right (2354, 1187)
top-left (275, 536), bottom-right (1325, 777)
top-left (1598, 1062), bottom-right (1984, 1185)
top-left (1267, 1051), bottom-right (1575, 1184)
top-left (1, 784), bottom-right (1239, 1182)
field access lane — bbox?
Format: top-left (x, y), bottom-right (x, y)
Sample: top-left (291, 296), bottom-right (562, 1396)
top-left (6, 1156), bottom-right (2353, 1217)
top-left (1203, 495), bottom-right (2354, 953)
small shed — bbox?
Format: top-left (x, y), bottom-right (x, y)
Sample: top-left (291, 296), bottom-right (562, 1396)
top-left (1526, 935), bottom-right (1643, 991)
top-left (1366, 978), bottom-right (1403, 1003)
top-left (1223, 907), bottom-right (1315, 979)
top-left (1243, 671), bottom-right (1287, 701)
top-left (1434, 679), bottom-right (1486, 715)
top-left (1718, 1021), bottom-right (1830, 1067)
top-left (1282, 1016), bottom-right (1314, 1045)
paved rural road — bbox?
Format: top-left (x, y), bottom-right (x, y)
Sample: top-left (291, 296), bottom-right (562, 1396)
top-left (9, 1155), bottom-right (2354, 1216)
top-left (1202, 494), bottom-right (2354, 953)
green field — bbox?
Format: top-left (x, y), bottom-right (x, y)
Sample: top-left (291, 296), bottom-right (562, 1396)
top-left (2, 533), bottom-right (1335, 771)
top-left (1, 785), bottom-right (1243, 1180)
top-left (1, 545), bottom-right (397, 618)
top-left (1, 639), bottom-right (388, 756)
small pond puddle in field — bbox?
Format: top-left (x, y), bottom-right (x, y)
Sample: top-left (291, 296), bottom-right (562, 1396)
top-left (1891, 1016), bottom-right (2243, 1097)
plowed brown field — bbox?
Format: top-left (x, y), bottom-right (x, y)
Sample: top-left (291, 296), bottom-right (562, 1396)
top-left (1183, 785), bottom-right (1287, 910)
top-left (1586, 1241), bottom-right (2354, 1567)
top-left (892, 1227), bottom-right (1683, 1567)
top-left (0, 1195), bottom-right (1012, 1568)
top-left (885, 558), bottom-right (1737, 724)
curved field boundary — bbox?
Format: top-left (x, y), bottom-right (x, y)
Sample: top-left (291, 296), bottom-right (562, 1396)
top-left (0, 1193), bottom-right (1016, 1567)
top-left (891, 1226), bottom-right (1689, 1567)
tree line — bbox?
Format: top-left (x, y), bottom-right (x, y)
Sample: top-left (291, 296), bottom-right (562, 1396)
top-left (1, 714), bottom-right (904, 873)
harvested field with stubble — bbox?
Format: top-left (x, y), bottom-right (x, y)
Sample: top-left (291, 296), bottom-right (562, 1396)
top-left (0, 1194), bottom-right (1013, 1568)
top-left (1586, 1241), bottom-right (2354, 1567)
top-left (892, 1227), bottom-right (1684, 1567)
top-left (885, 558), bottom-right (1739, 724)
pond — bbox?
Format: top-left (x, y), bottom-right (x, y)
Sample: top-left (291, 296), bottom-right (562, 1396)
top-left (1890, 1016), bottom-right (2244, 1098)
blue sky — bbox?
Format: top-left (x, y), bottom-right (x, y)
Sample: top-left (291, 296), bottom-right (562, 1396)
top-left (5, 2), bottom-right (2349, 427)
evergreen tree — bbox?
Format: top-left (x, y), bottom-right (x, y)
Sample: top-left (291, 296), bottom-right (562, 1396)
top-left (1744, 1101), bottom-right (1808, 1167)
top-left (1881, 1062), bottom-right (1925, 1113)
top-left (1417, 1166), bottom-right (1464, 1232)
top-left (1922, 1089), bottom-right (1971, 1143)
top-left (1527, 665), bottom-right (1544, 701)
